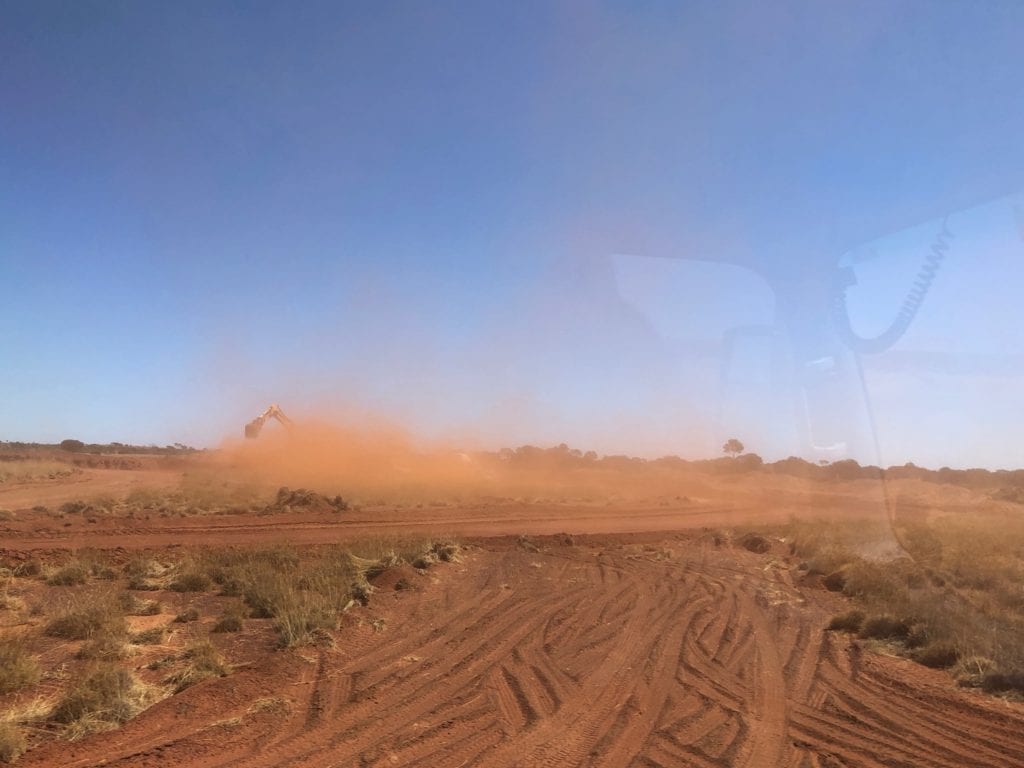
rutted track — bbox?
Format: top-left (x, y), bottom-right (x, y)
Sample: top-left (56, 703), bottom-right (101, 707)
top-left (21, 537), bottom-right (1024, 768)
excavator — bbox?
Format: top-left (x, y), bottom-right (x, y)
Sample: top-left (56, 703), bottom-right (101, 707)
top-left (244, 404), bottom-right (293, 439)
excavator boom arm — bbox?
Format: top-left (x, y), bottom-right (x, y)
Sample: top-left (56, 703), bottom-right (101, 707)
top-left (244, 404), bottom-right (292, 438)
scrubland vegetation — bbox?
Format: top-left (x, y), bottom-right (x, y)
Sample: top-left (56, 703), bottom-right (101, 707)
top-left (0, 461), bottom-right (79, 485)
top-left (0, 536), bottom-right (459, 762)
top-left (781, 509), bottom-right (1024, 695)
top-left (16, 484), bottom-right (348, 524)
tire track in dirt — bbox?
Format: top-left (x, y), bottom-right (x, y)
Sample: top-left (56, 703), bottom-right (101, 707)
top-left (20, 537), bottom-right (1024, 768)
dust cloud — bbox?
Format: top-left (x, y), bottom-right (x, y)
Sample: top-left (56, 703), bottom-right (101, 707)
top-left (206, 416), bottom-right (900, 537)
top-left (210, 416), bottom-right (725, 504)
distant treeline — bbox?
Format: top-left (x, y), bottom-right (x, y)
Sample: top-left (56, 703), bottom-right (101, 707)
top-left (489, 444), bottom-right (1024, 491)
top-left (0, 440), bottom-right (200, 456)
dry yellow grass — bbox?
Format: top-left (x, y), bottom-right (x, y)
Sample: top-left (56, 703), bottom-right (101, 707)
top-left (777, 511), bottom-right (1024, 694)
top-left (0, 635), bottom-right (40, 695)
top-left (0, 460), bottom-right (77, 485)
top-left (51, 663), bottom-right (165, 741)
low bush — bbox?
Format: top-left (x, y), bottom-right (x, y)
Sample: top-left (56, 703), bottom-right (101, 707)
top-left (168, 570), bottom-right (211, 593)
top-left (211, 609), bottom-right (244, 633)
top-left (45, 593), bottom-right (126, 641)
top-left (858, 615), bottom-right (911, 641)
top-left (51, 664), bottom-right (157, 738)
top-left (76, 631), bottom-right (129, 661)
top-left (980, 670), bottom-right (1024, 694)
top-left (0, 582), bottom-right (24, 613)
top-left (124, 557), bottom-right (166, 591)
top-left (805, 548), bottom-right (855, 577)
top-left (953, 655), bottom-right (997, 688)
top-left (131, 626), bottom-right (168, 645)
top-left (822, 571), bottom-right (847, 592)
top-left (841, 560), bottom-right (908, 603)
top-left (738, 533), bottom-right (770, 554)
top-left (47, 561), bottom-right (88, 586)
top-left (12, 560), bottom-right (41, 578)
top-left (826, 610), bottom-right (865, 633)
top-left (118, 593), bottom-right (161, 616)
top-left (173, 607), bottom-right (200, 623)
top-left (912, 641), bottom-right (960, 669)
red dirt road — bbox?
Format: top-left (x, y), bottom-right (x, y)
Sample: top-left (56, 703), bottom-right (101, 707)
top-left (4, 465), bottom-right (1021, 768)
top-left (0, 494), bottom-right (900, 553)
top-left (17, 535), bottom-right (1024, 768)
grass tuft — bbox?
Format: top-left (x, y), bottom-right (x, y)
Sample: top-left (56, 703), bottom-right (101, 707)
top-left (858, 615), bottom-right (911, 640)
top-left (911, 641), bottom-right (960, 669)
top-left (173, 607), bottom-right (200, 623)
top-left (0, 722), bottom-right (26, 764)
top-left (51, 664), bottom-right (161, 739)
top-left (738, 533), bottom-right (770, 554)
top-left (168, 570), bottom-right (211, 593)
top-left (45, 592), bottom-right (126, 641)
top-left (165, 641), bottom-right (229, 692)
top-left (131, 626), bottom-right (168, 645)
top-left (46, 561), bottom-right (88, 587)
top-left (76, 632), bottom-right (129, 661)
top-left (0, 635), bottom-right (41, 694)
top-left (118, 593), bottom-right (161, 616)
top-left (211, 609), bottom-right (244, 633)
top-left (826, 610), bottom-right (865, 633)
top-left (980, 670), bottom-right (1024, 694)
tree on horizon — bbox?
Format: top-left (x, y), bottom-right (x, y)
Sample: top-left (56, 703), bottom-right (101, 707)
top-left (722, 438), bottom-right (745, 458)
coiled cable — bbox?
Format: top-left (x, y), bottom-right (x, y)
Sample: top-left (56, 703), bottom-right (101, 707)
top-left (833, 219), bottom-right (954, 354)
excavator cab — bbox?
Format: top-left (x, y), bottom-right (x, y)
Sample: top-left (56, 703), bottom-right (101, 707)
top-left (244, 404), bottom-right (292, 439)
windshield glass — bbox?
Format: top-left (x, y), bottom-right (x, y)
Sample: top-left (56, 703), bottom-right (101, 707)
top-left (3, 5), bottom-right (1024, 767)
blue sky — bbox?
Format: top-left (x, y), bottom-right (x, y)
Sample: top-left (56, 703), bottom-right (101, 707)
top-left (2, 1), bottom-right (1023, 468)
